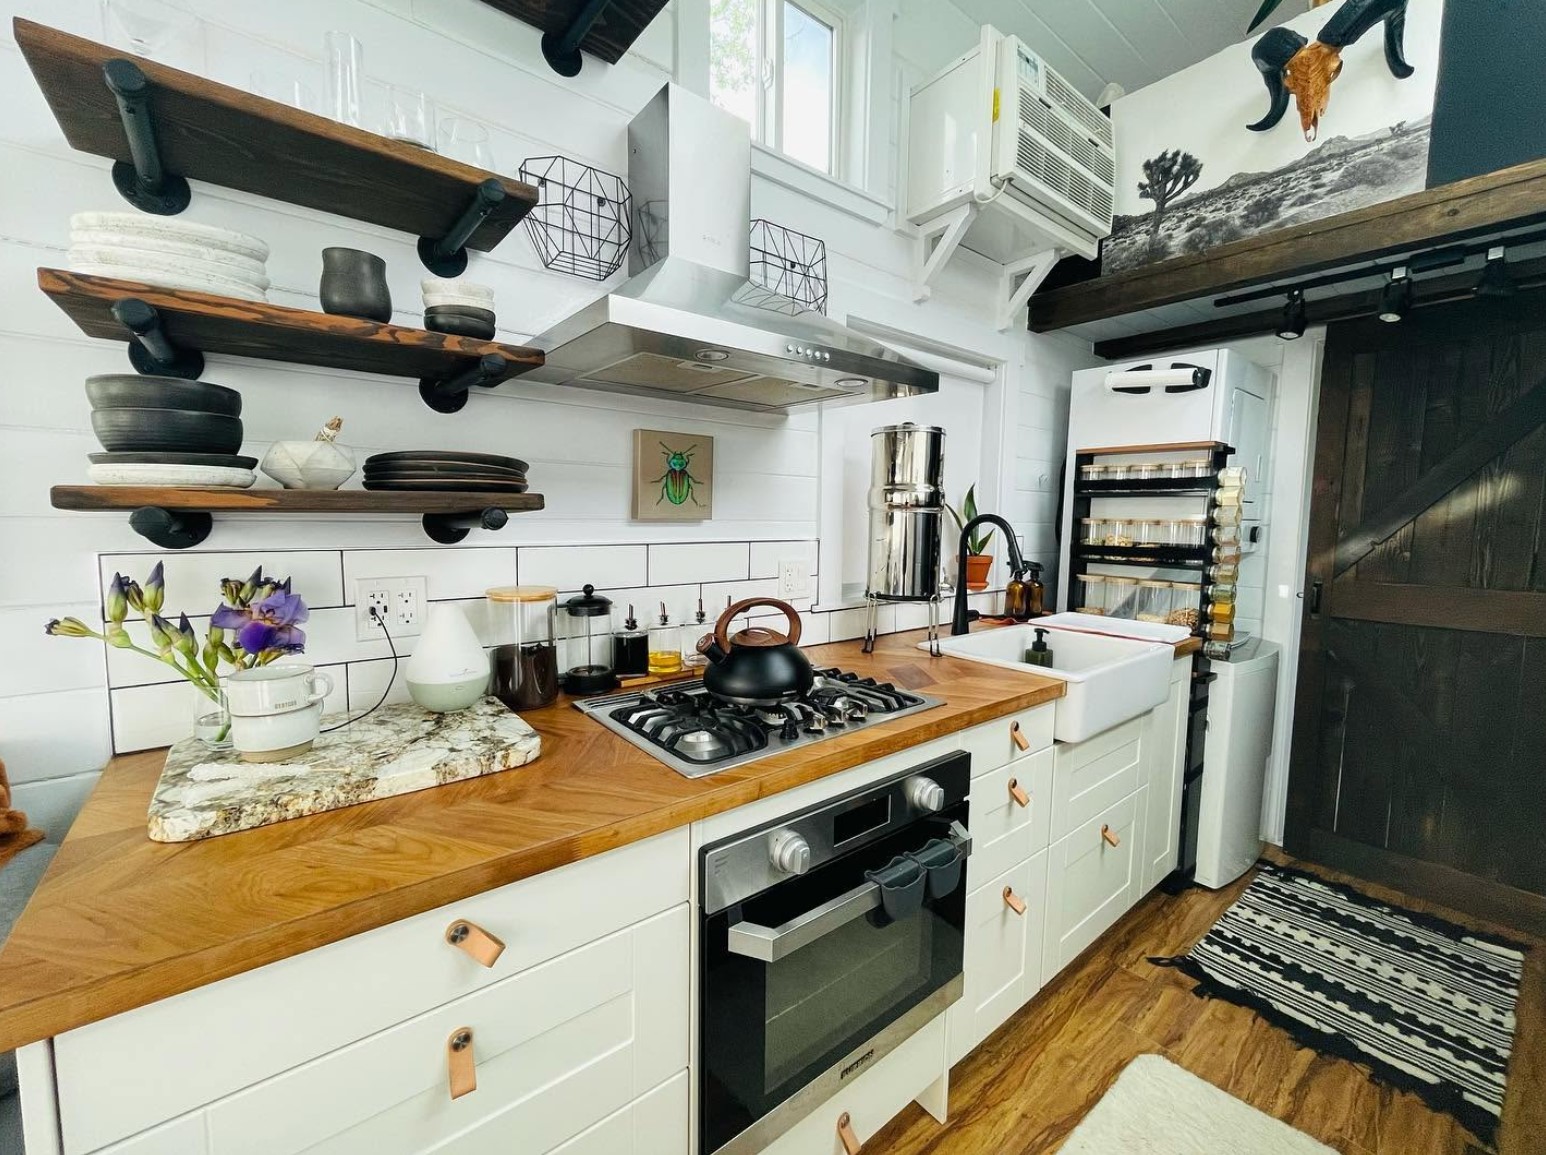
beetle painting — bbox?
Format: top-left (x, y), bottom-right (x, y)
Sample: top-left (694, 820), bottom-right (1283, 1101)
top-left (632, 429), bottom-right (714, 521)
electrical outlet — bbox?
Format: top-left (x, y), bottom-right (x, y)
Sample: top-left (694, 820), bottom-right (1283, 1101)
top-left (355, 577), bottom-right (428, 641)
top-left (777, 558), bottom-right (810, 600)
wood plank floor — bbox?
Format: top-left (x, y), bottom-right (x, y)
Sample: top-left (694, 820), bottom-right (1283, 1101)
top-left (869, 851), bottom-right (1545, 1154)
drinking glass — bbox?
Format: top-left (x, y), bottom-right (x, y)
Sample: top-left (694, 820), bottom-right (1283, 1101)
top-left (325, 30), bottom-right (364, 127)
top-left (249, 70), bottom-right (320, 114)
top-left (438, 115), bottom-right (495, 169)
top-left (101, 0), bottom-right (193, 58)
top-left (386, 86), bottom-right (436, 150)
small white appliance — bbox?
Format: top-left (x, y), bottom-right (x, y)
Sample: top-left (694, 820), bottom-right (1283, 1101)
top-left (1194, 640), bottom-right (1280, 888)
top-left (906, 26), bottom-right (1115, 327)
top-left (406, 604), bottom-right (490, 712)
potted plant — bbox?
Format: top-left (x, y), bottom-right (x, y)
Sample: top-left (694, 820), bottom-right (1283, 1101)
top-left (946, 484), bottom-right (996, 591)
top-left (45, 562), bottom-right (309, 748)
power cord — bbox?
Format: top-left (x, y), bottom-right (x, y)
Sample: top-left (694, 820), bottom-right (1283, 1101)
top-left (321, 604), bottom-right (400, 734)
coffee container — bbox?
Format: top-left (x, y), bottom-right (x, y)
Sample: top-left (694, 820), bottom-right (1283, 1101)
top-left (866, 423), bottom-right (946, 601)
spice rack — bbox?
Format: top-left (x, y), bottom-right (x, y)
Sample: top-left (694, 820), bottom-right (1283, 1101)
top-left (1069, 441), bottom-right (1240, 644)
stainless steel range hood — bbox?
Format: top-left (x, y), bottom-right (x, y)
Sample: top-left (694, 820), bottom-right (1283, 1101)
top-left (525, 85), bottom-right (939, 413)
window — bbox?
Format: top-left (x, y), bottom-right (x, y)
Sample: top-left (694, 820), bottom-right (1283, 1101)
top-left (711, 0), bottom-right (841, 175)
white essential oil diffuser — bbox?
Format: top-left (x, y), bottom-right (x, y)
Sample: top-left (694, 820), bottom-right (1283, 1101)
top-left (406, 604), bottom-right (490, 712)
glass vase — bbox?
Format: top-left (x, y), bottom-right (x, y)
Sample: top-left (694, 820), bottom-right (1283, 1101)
top-left (191, 684), bottom-right (232, 751)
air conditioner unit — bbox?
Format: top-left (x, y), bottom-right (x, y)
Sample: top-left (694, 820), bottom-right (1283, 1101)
top-left (906, 26), bottom-right (1115, 329)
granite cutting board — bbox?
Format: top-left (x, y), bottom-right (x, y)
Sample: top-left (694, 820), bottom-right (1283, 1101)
top-left (147, 698), bottom-right (541, 842)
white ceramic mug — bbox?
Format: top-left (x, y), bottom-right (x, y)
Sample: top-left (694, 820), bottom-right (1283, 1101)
top-left (224, 667), bottom-right (333, 763)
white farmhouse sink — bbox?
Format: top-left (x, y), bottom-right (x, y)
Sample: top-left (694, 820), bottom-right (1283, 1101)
top-left (926, 624), bottom-right (1173, 742)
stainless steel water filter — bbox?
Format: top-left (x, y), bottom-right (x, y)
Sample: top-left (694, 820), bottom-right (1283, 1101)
top-left (866, 423), bottom-right (946, 601)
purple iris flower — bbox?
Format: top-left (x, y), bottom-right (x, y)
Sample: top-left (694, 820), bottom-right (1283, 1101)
top-left (211, 587), bottom-right (309, 656)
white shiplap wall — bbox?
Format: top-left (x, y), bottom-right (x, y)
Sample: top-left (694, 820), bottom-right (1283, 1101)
top-left (0, 0), bottom-right (1096, 833)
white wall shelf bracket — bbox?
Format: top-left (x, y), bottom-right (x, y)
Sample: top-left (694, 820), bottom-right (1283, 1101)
top-left (912, 202), bottom-right (978, 302)
top-left (997, 248), bottom-right (1061, 332)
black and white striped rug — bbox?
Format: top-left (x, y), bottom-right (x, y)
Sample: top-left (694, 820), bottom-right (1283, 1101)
top-left (1154, 863), bottom-right (1527, 1145)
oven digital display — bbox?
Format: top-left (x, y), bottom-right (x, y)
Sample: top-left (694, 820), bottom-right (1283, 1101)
top-left (832, 796), bottom-right (891, 846)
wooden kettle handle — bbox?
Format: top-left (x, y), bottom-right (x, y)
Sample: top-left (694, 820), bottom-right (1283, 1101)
top-left (714, 598), bottom-right (803, 649)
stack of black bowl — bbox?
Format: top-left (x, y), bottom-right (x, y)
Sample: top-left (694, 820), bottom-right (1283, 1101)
top-left (363, 451), bottom-right (528, 493)
top-left (85, 375), bottom-right (255, 488)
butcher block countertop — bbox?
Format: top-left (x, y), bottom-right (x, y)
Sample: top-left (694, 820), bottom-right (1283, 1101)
top-left (0, 629), bottom-right (1069, 1051)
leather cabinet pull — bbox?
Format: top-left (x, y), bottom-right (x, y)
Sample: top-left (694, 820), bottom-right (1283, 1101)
top-left (445, 919), bottom-right (505, 967)
top-left (837, 1111), bottom-right (861, 1155)
top-left (1101, 824), bottom-right (1120, 848)
top-left (1010, 721), bottom-right (1030, 751)
top-left (1003, 886), bottom-right (1027, 916)
top-left (1008, 777), bottom-right (1029, 807)
top-left (447, 1027), bottom-right (476, 1099)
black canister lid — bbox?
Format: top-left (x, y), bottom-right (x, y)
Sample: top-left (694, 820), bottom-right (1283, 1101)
top-left (563, 583), bottom-right (613, 617)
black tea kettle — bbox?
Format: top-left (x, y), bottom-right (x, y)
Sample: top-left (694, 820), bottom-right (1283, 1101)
top-left (696, 598), bottom-right (815, 705)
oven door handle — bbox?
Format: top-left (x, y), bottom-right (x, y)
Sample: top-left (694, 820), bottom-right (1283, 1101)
top-left (726, 822), bottom-right (972, 964)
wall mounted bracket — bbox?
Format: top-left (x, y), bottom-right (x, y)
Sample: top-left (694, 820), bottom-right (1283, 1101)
top-left (418, 352), bottom-right (508, 413)
top-left (112, 298), bottom-right (205, 379)
top-left (423, 507), bottom-right (509, 544)
top-left (541, 0), bottom-right (612, 76)
top-left (912, 203), bottom-right (978, 303)
top-left (997, 249), bottom-right (1061, 332)
top-left (103, 58), bottom-right (191, 216)
top-left (418, 179), bottom-right (507, 276)
top-left (128, 507), bottom-right (212, 550)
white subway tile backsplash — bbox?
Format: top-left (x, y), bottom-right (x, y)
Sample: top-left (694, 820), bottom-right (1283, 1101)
top-left (345, 657), bottom-right (415, 714)
top-left (97, 551), bottom-right (347, 618)
top-left (1, 605), bottom-right (107, 697)
top-left (519, 545), bottom-right (648, 592)
top-left (648, 542), bottom-right (750, 586)
top-left (342, 547), bottom-right (517, 602)
top-left (749, 540), bottom-right (818, 580)
top-left (0, 689), bottom-right (112, 785)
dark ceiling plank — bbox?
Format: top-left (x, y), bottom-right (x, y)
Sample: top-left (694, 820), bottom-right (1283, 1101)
top-left (1030, 155), bottom-right (1546, 333)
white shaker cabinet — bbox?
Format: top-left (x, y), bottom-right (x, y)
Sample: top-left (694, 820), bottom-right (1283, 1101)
top-left (1141, 655), bottom-right (1193, 892)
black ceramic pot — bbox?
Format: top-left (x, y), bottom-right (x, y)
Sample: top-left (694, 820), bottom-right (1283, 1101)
top-left (320, 247), bottom-right (392, 322)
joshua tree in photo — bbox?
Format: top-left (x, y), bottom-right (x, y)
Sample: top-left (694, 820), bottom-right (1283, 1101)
top-left (1138, 149), bottom-right (1203, 258)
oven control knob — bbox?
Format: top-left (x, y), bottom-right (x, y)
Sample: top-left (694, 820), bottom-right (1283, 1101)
top-left (904, 776), bottom-right (946, 813)
top-left (769, 830), bottom-right (812, 875)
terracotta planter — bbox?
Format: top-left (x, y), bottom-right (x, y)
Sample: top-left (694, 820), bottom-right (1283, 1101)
top-left (965, 554), bottom-right (993, 592)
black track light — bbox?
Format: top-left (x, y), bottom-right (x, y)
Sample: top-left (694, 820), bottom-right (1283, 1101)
top-left (1277, 289), bottom-right (1307, 340)
top-left (1476, 247), bottom-right (1515, 298)
top-left (1378, 268), bottom-right (1411, 323)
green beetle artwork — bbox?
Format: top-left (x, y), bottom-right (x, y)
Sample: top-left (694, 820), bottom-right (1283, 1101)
top-left (632, 428), bottom-right (714, 521)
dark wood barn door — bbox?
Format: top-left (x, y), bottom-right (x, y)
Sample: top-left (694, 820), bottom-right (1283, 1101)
top-left (1286, 292), bottom-right (1546, 932)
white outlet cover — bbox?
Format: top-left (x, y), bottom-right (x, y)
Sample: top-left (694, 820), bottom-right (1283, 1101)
top-left (778, 558), bottom-right (810, 599)
top-left (355, 577), bottom-right (428, 641)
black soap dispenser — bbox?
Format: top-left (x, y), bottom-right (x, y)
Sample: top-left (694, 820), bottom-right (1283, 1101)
top-left (1025, 627), bottom-right (1054, 668)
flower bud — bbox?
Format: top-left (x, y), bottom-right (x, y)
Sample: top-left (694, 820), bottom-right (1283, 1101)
top-left (106, 574), bottom-right (129, 624)
top-left (239, 566), bottom-right (263, 604)
top-left (148, 613), bottom-right (175, 653)
top-left (173, 613), bottom-right (198, 658)
top-left (105, 624), bottom-right (133, 648)
top-left (125, 580), bottom-right (145, 614)
top-left (45, 616), bottom-right (95, 638)
top-left (143, 561), bottom-right (166, 615)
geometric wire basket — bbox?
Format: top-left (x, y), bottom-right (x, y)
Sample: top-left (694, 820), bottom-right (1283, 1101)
top-left (749, 218), bottom-right (828, 313)
top-left (518, 156), bottom-right (633, 281)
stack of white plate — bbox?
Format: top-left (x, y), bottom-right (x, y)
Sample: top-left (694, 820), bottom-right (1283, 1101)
top-left (69, 212), bottom-right (272, 303)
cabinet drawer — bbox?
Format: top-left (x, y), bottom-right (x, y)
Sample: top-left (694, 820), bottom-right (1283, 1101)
top-left (549, 1071), bottom-right (688, 1155)
top-left (966, 748), bottom-right (1052, 888)
top-left (1050, 717), bottom-right (1144, 840)
top-left (759, 1011), bottom-right (947, 1155)
top-left (56, 829), bottom-right (689, 1155)
top-left (204, 906), bottom-right (689, 1155)
top-left (958, 703), bottom-right (1054, 777)
top-left (948, 851), bottom-right (1047, 1065)
top-left (1043, 790), bottom-right (1146, 980)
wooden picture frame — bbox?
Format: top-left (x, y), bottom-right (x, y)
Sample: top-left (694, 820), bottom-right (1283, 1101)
top-left (632, 429), bottom-right (713, 521)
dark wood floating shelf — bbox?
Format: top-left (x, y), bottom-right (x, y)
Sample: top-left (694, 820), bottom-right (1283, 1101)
top-left (14, 18), bottom-right (538, 261)
top-left (475, 0), bottom-right (670, 70)
top-left (1074, 480), bottom-right (1216, 497)
top-left (1072, 545), bottom-right (1212, 568)
top-left (1030, 157), bottom-right (1546, 334)
top-left (51, 486), bottom-right (545, 549)
top-left (40, 268), bottom-right (544, 412)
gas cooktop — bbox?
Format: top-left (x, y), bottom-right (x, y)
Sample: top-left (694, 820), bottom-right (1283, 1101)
top-left (573, 668), bottom-right (942, 778)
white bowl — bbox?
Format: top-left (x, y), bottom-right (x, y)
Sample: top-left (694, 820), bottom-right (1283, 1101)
top-left (88, 463), bottom-right (256, 487)
top-left (260, 440), bottom-right (357, 490)
top-left (421, 277), bottom-right (494, 300)
top-left (71, 231), bottom-right (269, 277)
top-left (69, 246), bottom-right (272, 290)
top-left (69, 263), bottom-right (269, 303)
top-left (70, 212), bottom-right (271, 261)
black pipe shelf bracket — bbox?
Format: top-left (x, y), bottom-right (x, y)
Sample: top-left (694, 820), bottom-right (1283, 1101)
top-left (419, 352), bottom-right (508, 413)
top-left (541, 0), bottom-right (612, 76)
top-left (129, 506), bottom-right (212, 550)
top-left (102, 57), bottom-right (191, 216)
top-left (418, 178), bottom-right (507, 277)
top-left (113, 298), bottom-right (205, 379)
top-left (423, 507), bottom-right (509, 545)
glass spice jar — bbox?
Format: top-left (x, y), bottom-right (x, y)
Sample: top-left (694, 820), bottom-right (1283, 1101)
top-left (1172, 516), bottom-right (1208, 547)
top-left (1133, 462), bottom-right (1160, 481)
top-left (1078, 463), bottom-right (1106, 484)
top-left (1104, 463), bottom-right (1130, 482)
top-left (1205, 561), bottom-right (1239, 582)
top-left (1176, 459), bottom-right (1210, 479)
top-left (1075, 574), bottom-right (1108, 615)
top-left (1218, 466), bottom-right (1248, 487)
top-left (1214, 486), bottom-right (1245, 508)
top-left (1135, 519), bottom-right (1167, 546)
top-left (1104, 518), bottom-right (1135, 547)
top-left (1105, 576), bottom-right (1139, 618)
top-left (1135, 579), bottom-right (1173, 623)
top-left (1212, 504), bottom-right (1242, 528)
top-left (1166, 581), bottom-right (1202, 630)
top-left (1080, 517), bottom-right (1108, 546)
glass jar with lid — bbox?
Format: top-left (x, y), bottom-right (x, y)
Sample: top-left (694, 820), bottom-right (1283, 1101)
top-left (1206, 600), bottom-right (1236, 625)
top-left (1105, 576), bottom-right (1138, 618)
top-left (1205, 562), bottom-right (1239, 583)
top-left (1174, 459), bottom-right (1210, 479)
top-left (1218, 466), bottom-right (1248, 487)
top-left (485, 586), bottom-right (559, 710)
top-left (1214, 486), bottom-right (1244, 508)
top-left (1212, 524), bottom-right (1240, 547)
top-left (1211, 544), bottom-right (1243, 566)
top-left (558, 585), bottom-right (619, 695)
top-left (612, 604), bottom-right (648, 677)
top-left (648, 602), bottom-right (683, 675)
top-left (1210, 580), bottom-right (1237, 604)
top-left (1166, 581), bottom-right (1202, 629)
top-left (1171, 516), bottom-right (1208, 547)
top-left (1135, 579), bottom-right (1173, 623)
top-left (1080, 517), bottom-right (1108, 546)
top-left (1133, 462), bottom-right (1160, 481)
top-left (1078, 462), bottom-right (1106, 485)
top-left (1135, 518), bottom-right (1167, 547)
top-left (1074, 574), bottom-right (1108, 615)
top-left (1104, 463), bottom-right (1131, 483)
top-left (1212, 504), bottom-right (1242, 527)
top-left (1104, 518), bottom-right (1135, 546)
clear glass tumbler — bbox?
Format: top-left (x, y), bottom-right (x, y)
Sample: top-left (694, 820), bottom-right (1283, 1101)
top-left (325, 30), bottom-right (364, 127)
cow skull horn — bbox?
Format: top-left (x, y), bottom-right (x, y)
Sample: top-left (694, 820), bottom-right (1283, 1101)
top-left (1247, 27), bottom-right (1308, 133)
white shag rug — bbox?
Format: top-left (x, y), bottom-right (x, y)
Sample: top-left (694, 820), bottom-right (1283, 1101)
top-left (1058, 1055), bottom-right (1337, 1154)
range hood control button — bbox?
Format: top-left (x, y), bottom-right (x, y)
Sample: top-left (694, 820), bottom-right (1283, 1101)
top-left (903, 776), bottom-right (946, 813)
top-left (769, 830), bottom-right (812, 875)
